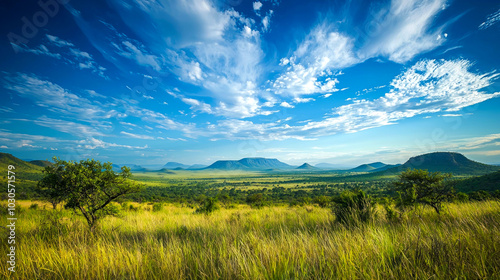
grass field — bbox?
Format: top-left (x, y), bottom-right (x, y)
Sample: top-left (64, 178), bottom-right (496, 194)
top-left (2, 200), bottom-right (500, 279)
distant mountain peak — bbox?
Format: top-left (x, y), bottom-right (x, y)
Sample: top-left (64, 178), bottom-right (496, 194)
top-left (296, 163), bottom-right (318, 170)
top-left (386, 152), bottom-right (499, 175)
top-left (205, 157), bottom-right (293, 170)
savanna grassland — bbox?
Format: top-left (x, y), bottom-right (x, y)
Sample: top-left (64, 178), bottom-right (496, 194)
top-left (1, 199), bottom-right (500, 279)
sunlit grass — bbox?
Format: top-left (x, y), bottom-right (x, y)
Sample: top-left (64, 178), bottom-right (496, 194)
top-left (1, 200), bottom-right (499, 279)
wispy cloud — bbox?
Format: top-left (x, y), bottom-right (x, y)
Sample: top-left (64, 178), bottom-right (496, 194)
top-left (120, 131), bottom-right (155, 140)
top-left (299, 59), bottom-right (500, 135)
top-left (3, 73), bottom-right (116, 121)
top-left (479, 8), bottom-right (500, 30)
top-left (359, 0), bottom-right (448, 63)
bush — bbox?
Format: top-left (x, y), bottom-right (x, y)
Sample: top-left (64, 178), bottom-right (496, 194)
top-left (246, 193), bottom-right (266, 209)
top-left (332, 190), bottom-right (376, 226)
top-left (195, 197), bottom-right (219, 215)
top-left (152, 203), bottom-right (163, 212)
top-left (313, 195), bottom-right (331, 208)
top-left (455, 192), bottom-right (469, 203)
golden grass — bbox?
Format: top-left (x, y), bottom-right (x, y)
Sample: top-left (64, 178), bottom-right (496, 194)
top-left (1, 201), bottom-right (500, 279)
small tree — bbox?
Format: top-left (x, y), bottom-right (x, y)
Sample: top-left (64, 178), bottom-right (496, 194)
top-left (393, 169), bottom-right (452, 214)
top-left (36, 160), bottom-right (67, 209)
top-left (37, 158), bottom-right (143, 231)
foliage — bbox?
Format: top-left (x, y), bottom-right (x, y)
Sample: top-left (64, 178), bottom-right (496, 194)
top-left (392, 169), bottom-right (453, 214)
top-left (246, 193), bottom-right (266, 209)
top-left (152, 203), bottom-right (163, 212)
top-left (37, 157), bottom-right (143, 230)
top-left (313, 195), bottom-right (331, 208)
top-left (332, 189), bottom-right (376, 225)
top-left (195, 197), bottom-right (219, 215)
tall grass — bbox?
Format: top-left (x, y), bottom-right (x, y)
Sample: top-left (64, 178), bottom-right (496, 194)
top-left (1, 201), bottom-right (500, 279)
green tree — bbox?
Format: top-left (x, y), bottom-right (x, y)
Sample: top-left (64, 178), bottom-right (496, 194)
top-left (36, 160), bottom-right (67, 209)
top-left (37, 158), bottom-right (143, 231)
top-left (393, 169), bottom-right (452, 214)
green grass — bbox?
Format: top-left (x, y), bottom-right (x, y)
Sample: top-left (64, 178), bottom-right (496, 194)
top-left (2, 200), bottom-right (500, 279)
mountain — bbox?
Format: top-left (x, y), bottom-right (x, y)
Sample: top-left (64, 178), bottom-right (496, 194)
top-left (205, 157), bottom-right (293, 170)
top-left (163, 162), bottom-right (190, 169)
top-left (371, 164), bottom-right (401, 172)
top-left (381, 152), bottom-right (500, 175)
top-left (350, 162), bottom-right (387, 172)
top-left (29, 160), bottom-right (53, 168)
top-left (296, 163), bottom-right (319, 170)
top-left (205, 160), bottom-right (249, 170)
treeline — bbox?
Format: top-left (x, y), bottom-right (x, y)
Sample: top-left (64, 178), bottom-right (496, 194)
top-left (119, 181), bottom-right (500, 209)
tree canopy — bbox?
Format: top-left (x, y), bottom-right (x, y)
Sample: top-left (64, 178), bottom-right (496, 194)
top-left (393, 169), bottom-right (452, 214)
top-left (37, 158), bottom-right (143, 230)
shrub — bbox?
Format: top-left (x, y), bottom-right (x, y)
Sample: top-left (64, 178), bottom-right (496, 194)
top-left (332, 190), bottom-right (376, 226)
top-left (152, 203), bottom-right (163, 212)
top-left (195, 197), bottom-right (219, 215)
top-left (313, 195), bottom-right (331, 208)
top-left (455, 192), bottom-right (469, 203)
top-left (246, 193), bottom-right (266, 209)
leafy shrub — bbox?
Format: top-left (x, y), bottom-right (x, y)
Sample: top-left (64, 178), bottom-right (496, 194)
top-left (332, 190), bottom-right (376, 226)
top-left (246, 193), bottom-right (266, 209)
top-left (313, 195), bottom-right (331, 208)
top-left (195, 197), bottom-right (219, 215)
top-left (469, 190), bottom-right (491, 201)
top-left (152, 203), bottom-right (163, 212)
top-left (455, 192), bottom-right (469, 203)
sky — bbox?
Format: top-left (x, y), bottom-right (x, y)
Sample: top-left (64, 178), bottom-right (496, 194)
top-left (0, 0), bottom-right (499, 168)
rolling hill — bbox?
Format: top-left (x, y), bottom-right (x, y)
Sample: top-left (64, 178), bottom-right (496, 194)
top-left (0, 152), bottom-right (43, 171)
top-left (450, 170), bottom-right (500, 193)
top-left (349, 162), bottom-right (387, 172)
top-left (205, 157), bottom-right (293, 170)
top-left (29, 160), bottom-right (53, 168)
top-left (163, 162), bottom-right (190, 169)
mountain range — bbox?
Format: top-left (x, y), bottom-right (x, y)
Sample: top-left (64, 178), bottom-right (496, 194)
top-left (1, 151), bottom-right (499, 176)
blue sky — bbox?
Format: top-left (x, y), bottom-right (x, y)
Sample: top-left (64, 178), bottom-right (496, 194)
top-left (1, 0), bottom-right (499, 167)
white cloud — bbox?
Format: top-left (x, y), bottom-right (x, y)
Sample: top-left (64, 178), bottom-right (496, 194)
top-left (120, 131), bottom-right (155, 140)
top-left (272, 24), bottom-right (357, 96)
top-left (479, 8), bottom-right (500, 30)
top-left (359, 0), bottom-right (447, 63)
top-left (181, 97), bottom-right (213, 114)
top-left (34, 116), bottom-right (107, 138)
top-left (253, 2), bottom-right (263, 12)
top-left (14, 44), bottom-right (62, 59)
top-left (115, 40), bottom-right (161, 71)
top-left (280, 101), bottom-right (294, 108)
top-left (300, 59), bottom-right (500, 135)
top-left (46, 34), bottom-right (74, 47)
top-left (3, 73), bottom-right (116, 121)
top-left (109, 0), bottom-right (267, 118)
top-left (77, 137), bottom-right (147, 150)
top-left (130, 0), bottom-right (232, 47)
